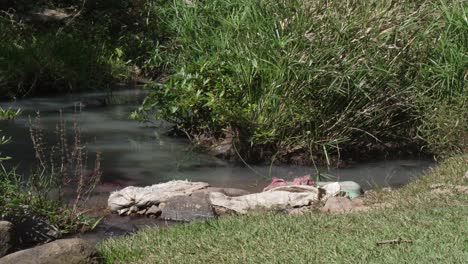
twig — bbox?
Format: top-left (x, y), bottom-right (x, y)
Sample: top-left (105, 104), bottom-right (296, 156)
top-left (377, 238), bottom-right (413, 246)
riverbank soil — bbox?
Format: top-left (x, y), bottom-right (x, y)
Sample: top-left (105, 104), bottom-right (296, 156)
top-left (99, 155), bottom-right (467, 263)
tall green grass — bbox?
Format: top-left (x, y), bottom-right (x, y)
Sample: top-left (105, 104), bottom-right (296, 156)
top-left (136, 0), bottom-right (467, 163)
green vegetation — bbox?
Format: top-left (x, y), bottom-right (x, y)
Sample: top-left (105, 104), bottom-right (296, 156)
top-left (0, 117), bottom-right (101, 241)
top-left (99, 155), bottom-right (468, 263)
top-left (2, 0), bottom-right (466, 163)
top-left (0, 107), bottom-right (21, 120)
top-left (134, 0), bottom-right (467, 163)
top-left (1, 1), bottom-right (466, 261)
top-left (0, 0), bottom-right (159, 98)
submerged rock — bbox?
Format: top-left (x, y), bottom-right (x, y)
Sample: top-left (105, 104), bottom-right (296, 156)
top-left (0, 221), bottom-right (14, 257)
top-left (0, 238), bottom-right (100, 264)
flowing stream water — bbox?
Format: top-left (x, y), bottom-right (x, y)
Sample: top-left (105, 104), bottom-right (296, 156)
top-left (0, 89), bottom-right (434, 242)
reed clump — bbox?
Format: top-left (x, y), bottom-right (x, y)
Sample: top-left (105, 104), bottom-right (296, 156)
top-left (136, 0), bottom-right (467, 164)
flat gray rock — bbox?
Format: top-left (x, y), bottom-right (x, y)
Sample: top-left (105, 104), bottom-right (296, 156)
top-left (0, 221), bottom-right (14, 257)
top-left (0, 238), bottom-right (100, 264)
top-left (160, 195), bottom-right (215, 222)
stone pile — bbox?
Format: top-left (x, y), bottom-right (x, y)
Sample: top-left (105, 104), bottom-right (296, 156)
top-left (108, 179), bottom-right (364, 220)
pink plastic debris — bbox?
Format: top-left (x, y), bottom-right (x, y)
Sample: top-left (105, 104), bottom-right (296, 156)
top-left (262, 177), bottom-right (288, 192)
top-left (263, 175), bottom-right (315, 192)
top-left (292, 175), bottom-right (314, 185)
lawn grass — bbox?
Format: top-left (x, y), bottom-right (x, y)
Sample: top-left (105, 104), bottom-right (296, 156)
top-left (98, 155), bottom-right (468, 263)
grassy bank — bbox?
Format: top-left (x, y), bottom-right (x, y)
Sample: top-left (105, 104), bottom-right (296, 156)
top-left (135, 0), bottom-right (467, 163)
top-left (99, 155), bottom-right (467, 263)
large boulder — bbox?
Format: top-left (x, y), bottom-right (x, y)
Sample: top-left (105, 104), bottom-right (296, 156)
top-left (13, 216), bottom-right (60, 246)
top-left (0, 238), bottom-right (100, 264)
top-left (0, 221), bottom-right (14, 257)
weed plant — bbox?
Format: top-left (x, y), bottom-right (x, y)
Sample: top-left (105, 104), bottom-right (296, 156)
top-left (0, 107), bottom-right (21, 120)
top-left (0, 114), bottom-right (102, 243)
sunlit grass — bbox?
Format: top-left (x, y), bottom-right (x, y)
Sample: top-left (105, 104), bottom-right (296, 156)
top-left (99, 155), bottom-right (468, 263)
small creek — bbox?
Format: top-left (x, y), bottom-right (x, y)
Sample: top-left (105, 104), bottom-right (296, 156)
top-left (0, 89), bottom-right (434, 243)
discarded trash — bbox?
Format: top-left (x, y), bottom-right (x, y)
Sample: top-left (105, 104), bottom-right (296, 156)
top-left (263, 176), bottom-right (362, 199)
top-left (376, 238), bottom-right (413, 246)
top-left (318, 181), bottom-right (363, 199)
top-left (263, 175), bottom-right (315, 192)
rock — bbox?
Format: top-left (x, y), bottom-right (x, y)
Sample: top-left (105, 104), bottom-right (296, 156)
top-left (351, 198), bottom-right (365, 207)
top-left (464, 171), bottom-right (468, 180)
top-left (321, 197), bottom-right (356, 214)
top-left (145, 205), bottom-right (161, 216)
top-left (160, 195), bottom-right (215, 222)
top-left (0, 221), bottom-right (14, 257)
top-left (194, 187), bottom-right (250, 197)
top-left (117, 208), bottom-right (129, 216)
top-left (108, 180), bottom-right (210, 213)
top-left (136, 209), bottom-right (147, 215)
top-left (8, 216), bottom-right (60, 246)
top-left (0, 238), bottom-right (100, 264)
top-left (212, 206), bottom-right (236, 216)
top-left (210, 185), bottom-right (321, 214)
